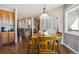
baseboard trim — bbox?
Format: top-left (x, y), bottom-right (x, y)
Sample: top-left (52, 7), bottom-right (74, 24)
top-left (63, 43), bottom-right (78, 54)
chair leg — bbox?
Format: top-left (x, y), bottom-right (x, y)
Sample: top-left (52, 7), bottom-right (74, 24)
top-left (53, 40), bottom-right (55, 53)
top-left (58, 40), bottom-right (61, 54)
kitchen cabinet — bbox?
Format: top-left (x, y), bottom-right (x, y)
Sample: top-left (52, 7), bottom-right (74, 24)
top-left (0, 9), bottom-right (15, 45)
top-left (1, 32), bottom-right (8, 44)
top-left (8, 32), bottom-right (15, 43)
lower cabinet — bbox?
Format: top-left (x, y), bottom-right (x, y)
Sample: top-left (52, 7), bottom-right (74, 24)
top-left (1, 32), bottom-right (9, 44)
top-left (8, 32), bottom-right (15, 43)
top-left (1, 32), bottom-right (15, 45)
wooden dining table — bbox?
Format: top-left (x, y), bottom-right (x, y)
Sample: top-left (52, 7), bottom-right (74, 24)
top-left (31, 33), bottom-right (62, 53)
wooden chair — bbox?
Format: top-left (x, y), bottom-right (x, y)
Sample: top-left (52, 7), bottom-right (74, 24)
top-left (39, 36), bottom-right (56, 54)
top-left (55, 32), bottom-right (62, 53)
top-left (57, 32), bottom-right (62, 37)
top-left (27, 33), bottom-right (39, 54)
top-left (24, 32), bottom-right (30, 39)
top-left (55, 36), bottom-right (62, 53)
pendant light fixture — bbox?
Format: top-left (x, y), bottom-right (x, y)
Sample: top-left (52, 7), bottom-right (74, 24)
top-left (39, 4), bottom-right (50, 19)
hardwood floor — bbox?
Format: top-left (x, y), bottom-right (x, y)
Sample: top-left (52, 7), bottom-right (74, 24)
top-left (0, 40), bottom-right (75, 54)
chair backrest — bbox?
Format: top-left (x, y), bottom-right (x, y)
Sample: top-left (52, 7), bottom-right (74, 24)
top-left (39, 36), bottom-right (56, 52)
top-left (57, 32), bottom-right (62, 37)
top-left (45, 36), bottom-right (56, 40)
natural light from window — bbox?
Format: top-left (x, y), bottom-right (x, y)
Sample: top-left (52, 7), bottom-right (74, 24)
top-left (71, 17), bottom-right (79, 30)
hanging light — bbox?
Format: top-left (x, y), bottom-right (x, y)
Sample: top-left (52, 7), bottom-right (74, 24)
top-left (39, 4), bottom-right (50, 19)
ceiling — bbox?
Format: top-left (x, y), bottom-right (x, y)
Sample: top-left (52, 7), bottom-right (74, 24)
top-left (0, 4), bottom-right (63, 18)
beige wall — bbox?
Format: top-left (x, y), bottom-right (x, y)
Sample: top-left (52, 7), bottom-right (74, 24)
top-left (47, 6), bottom-right (64, 32)
top-left (48, 6), bottom-right (64, 22)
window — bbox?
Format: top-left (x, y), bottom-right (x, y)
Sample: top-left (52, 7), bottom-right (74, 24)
top-left (70, 17), bottom-right (79, 30)
top-left (65, 5), bottom-right (79, 32)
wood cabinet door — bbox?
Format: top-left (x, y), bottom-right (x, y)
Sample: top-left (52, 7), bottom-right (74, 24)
top-left (1, 32), bottom-right (9, 44)
top-left (8, 32), bottom-right (15, 43)
top-left (8, 12), bottom-right (14, 25)
top-left (2, 11), bottom-right (8, 24)
top-left (0, 10), bottom-right (3, 26)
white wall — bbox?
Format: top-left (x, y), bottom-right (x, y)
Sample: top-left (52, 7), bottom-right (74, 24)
top-left (48, 6), bottom-right (64, 32)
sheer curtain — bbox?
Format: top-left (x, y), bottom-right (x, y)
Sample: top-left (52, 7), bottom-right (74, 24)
top-left (40, 17), bottom-right (58, 35)
top-left (48, 17), bottom-right (58, 35)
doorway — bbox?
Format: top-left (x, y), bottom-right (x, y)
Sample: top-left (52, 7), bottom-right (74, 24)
top-left (17, 18), bottom-right (32, 42)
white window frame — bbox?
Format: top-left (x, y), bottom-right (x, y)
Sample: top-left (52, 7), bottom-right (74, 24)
top-left (64, 5), bottom-right (79, 32)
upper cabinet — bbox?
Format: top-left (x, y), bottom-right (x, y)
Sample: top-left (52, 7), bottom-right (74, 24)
top-left (8, 12), bottom-right (14, 26)
top-left (2, 11), bottom-right (8, 24)
top-left (0, 10), bottom-right (3, 26)
top-left (0, 10), bottom-right (14, 32)
top-left (0, 10), bottom-right (3, 32)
